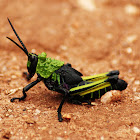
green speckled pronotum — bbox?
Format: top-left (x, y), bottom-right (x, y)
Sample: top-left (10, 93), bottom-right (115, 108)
top-left (7, 18), bottom-right (128, 122)
top-left (36, 52), bottom-right (64, 79)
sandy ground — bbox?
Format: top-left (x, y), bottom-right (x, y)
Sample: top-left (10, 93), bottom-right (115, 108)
top-left (0, 0), bottom-right (140, 139)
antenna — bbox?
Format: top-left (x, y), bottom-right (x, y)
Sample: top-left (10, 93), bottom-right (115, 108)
top-left (7, 18), bottom-right (28, 55)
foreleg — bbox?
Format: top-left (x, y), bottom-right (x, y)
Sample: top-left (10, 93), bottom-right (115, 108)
top-left (11, 76), bottom-right (42, 102)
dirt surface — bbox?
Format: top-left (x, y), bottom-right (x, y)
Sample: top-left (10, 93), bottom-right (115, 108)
top-left (0, 0), bottom-right (140, 139)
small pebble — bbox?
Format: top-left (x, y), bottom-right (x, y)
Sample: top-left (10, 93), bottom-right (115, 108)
top-left (2, 66), bottom-right (7, 72)
top-left (91, 102), bottom-right (98, 106)
top-left (100, 136), bottom-right (104, 140)
top-left (111, 59), bottom-right (118, 65)
top-left (9, 115), bottom-right (14, 118)
top-left (125, 35), bottom-right (137, 44)
top-left (34, 109), bottom-right (41, 115)
top-left (134, 80), bottom-right (140, 85)
top-left (60, 45), bottom-right (68, 51)
top-left (124, 4), bottom-right (139, 16)
top-left (132, 126), bottom-right (140, 134)
top-left (106, 33), bottom-right (113, 40)
top-left (56, 136), bottom-right (63, 140)
top-left (126, 47), bottom-right (132, 54)
top-left (7, 87), bottom-right (22, 95)
top-left (11, 75), bottom-right (17, 79)
top-left (5, 114), bottom-right (10, 117)
top-left (8, 109), bottom-right (13, 112)
top-left (63, 114), bottom-right (71, 121)
top-left (12, 56), bottom-right (17, 61)
top-left (134, 96), bottom-right (140, 101)
top-left (49, 130), bottom-right (52, 135)
top-left (133, 87), bottom-right (137, 92)
top-left (41, 127), bottom-right (47, 130)
top-left (77, 0), bottom-right (96, 12)
top-left (101, 90), bottom-right (121, 104)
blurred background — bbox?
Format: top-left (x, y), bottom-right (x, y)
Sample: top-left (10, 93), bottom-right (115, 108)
top-left (0, 0), bottom-right (140, 139)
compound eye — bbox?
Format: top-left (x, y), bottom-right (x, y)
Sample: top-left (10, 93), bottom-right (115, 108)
top-left (28, 54), bottom-right (35, 62)
top-left (31, 55), bottom-right (35, 61)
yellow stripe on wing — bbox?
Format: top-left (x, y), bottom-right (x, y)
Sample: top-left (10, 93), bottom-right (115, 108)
top-left (79, 82), bottom-right (111, 96)
top-left (70, 78), bottom-right (108, 93)
top-left (82, 72), bottom-right (109, 81)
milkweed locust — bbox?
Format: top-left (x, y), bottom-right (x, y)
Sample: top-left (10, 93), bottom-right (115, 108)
top-left (7, 18), bottom-right (127, 122)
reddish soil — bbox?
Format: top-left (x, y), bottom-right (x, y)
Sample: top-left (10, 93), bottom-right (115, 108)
top-left (0, 0), bottom-right (140, 139)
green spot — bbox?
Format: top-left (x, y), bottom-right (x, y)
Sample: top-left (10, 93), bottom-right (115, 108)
top-left (91, 92), bottom-right (93, 98)
top-left (98, 90), bottom-right (101, 98)
top-left (27, 61), bottom-right (31, 67)
top-left (52, 73), bottom-right (57, 81)
top-left (105, 87), bottom-right (107, 93)
top-left (51, 73), bottom-right (61, 85)
top-left (57, 74), bottom-right (61, 85)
